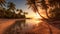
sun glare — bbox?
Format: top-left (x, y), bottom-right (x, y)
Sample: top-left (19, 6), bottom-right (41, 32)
top-left (34, 12), bottom-right (41, 19)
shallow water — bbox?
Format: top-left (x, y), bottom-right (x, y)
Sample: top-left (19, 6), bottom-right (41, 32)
top-left (0, 19), bottom-right (41, 34)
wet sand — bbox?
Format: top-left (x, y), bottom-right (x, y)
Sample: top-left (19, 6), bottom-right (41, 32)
top-left (0, 19), bottom-right (16, 34)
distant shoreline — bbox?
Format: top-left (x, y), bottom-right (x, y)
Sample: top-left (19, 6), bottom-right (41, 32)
top-left (0, 18), bottom-right (32, 19)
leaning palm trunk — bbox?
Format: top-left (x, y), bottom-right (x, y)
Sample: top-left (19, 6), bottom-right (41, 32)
top-left (37, 9), bottom-right (53, 34)
top-left (34, 5), bottom-right (47, 20)
top-left (46, 10), bottom-right (49, 18)
top-left (47, 23), bottom-right (53, 34)
top-left (45, 9), bottom-right (52, 19)
top-left (26, 0), bottom-right (52, 34)
top-left (35, 5), bottom-right (53, 34)
top-left (37, 11), bottom-right (47, 20)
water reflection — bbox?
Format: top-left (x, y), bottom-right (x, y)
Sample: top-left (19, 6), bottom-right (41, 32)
top-left (15, 20), bottom-right (26, 27)
top-left (26, 19), bottom-right (41, 26)
top-left (3, 19), bottom-right (41, 34)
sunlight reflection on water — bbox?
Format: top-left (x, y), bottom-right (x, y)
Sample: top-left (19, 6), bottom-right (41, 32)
top-left (26, 19), bottom-right (42, 26)
top-left (0, 19), bottom-right (43, 34)
top-left (20, 19), bottom-right (43, 31)
top-left (1, 19), bottom-right (60, 34)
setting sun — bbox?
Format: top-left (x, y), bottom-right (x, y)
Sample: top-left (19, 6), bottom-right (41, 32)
top-left (34, 12), bottom-right (41, 19)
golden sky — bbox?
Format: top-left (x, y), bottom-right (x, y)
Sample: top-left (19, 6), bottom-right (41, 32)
top-left (7, 0), bottom-right (47, 18)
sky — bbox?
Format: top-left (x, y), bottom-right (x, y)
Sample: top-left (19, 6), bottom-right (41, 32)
top-left (6, 0), bottom-right (47, 18)
top-left (6, 0), bottom-right (36, 18)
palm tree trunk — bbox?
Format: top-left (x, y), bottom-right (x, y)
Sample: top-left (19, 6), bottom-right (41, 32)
top-left (37, 11), bottom-right (47, 20)
top-left (36, 7), bottom-right (47, 20)
top-left (45, 9), bottom-right (51, 19)
top-left (45, 22), bottom-right (53, 34)
top-left (34, 5), bottom-right (46, 20)
top-left (37, 11), bottom-right (53, 34)
top-left (36, 7), bottom-right (53, 34)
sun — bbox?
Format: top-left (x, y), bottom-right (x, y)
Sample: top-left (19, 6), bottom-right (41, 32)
top-left (34, 12), bottom-right (41, 19)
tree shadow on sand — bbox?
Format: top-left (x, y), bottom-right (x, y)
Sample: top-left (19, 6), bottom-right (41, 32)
top-left (42, 19), bottom-right (60, 29)
top-left (3, 19), bottom-right (26, 34)
top-left (48, 20), bottom-right (60, 29)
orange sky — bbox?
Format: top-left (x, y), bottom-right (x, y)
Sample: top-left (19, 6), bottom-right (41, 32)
top-left (26, 8), bottom-right (47, 18)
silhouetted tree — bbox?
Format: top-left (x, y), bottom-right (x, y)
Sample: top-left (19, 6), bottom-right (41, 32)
top-left (19, 9), bottom-right (28, 18)
top-left (47, 0), bottom-right (60, 20)
top-left (49, 8), bottom-right (60, 20)
top-left (48, 0), bottom-right (60, 7)
top-left (0, 0), bottom-right (6, 7)
top-left (39, 0), bottom-right (51, 19)
top-left (7, 2), bottom-right (16, 12)
top-left (7, 2), bottom-right (16, 18)
top-left (4, 10), bottom-right (13, 18)
top-left (23, 12), bottom-right (28, 18)
top-left (0, 0), bottom-right (6, 18)
top-left (16, 9), bottom-right (27, 18)
top-left (19, 9), bottom-right (23, 13)
top-left (26, 0), bottom-right (53, 34)
top-left (0, 0), bottom-right (27, 19)
top-left (26, 0), bottom-right (47, 20)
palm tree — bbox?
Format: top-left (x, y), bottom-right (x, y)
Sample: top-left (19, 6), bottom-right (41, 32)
top-left (23, 12), bottom-right (28, 14)
top-left (48, 0), bottom-right (60, 7)
top-left (39, 0), bottom-right (51, 19)
top-left (48, 0), bottom-right (60, 19)
top-left (38, 0), bottom-right (60, 19)
top-left (26, 0), bottom-right (53, 34)
top-left (7, 2), bottom-right (16, 18)
top-left (0, 0), bottom-right (6, 18)
top-left (19, 9), bottom-right (28, 18)
top-left (5, 10), bottom-right (13, 18)
top-left (23, 12), bottom-right (28, 16)
top-left (26, 0), bottom-right (47, 20)
top-left (7, 2), bottom-right (16, 12)
top-left (16, 9), bottom-right (22, 18)
top-left (49, 7), bottom-right (60, 19)
top-left (19, 9), bottom-right (23, 13)
top-left (0, 0), bottom-right (6, 7)
top-left (16, 9), bottom-right (26, 18)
